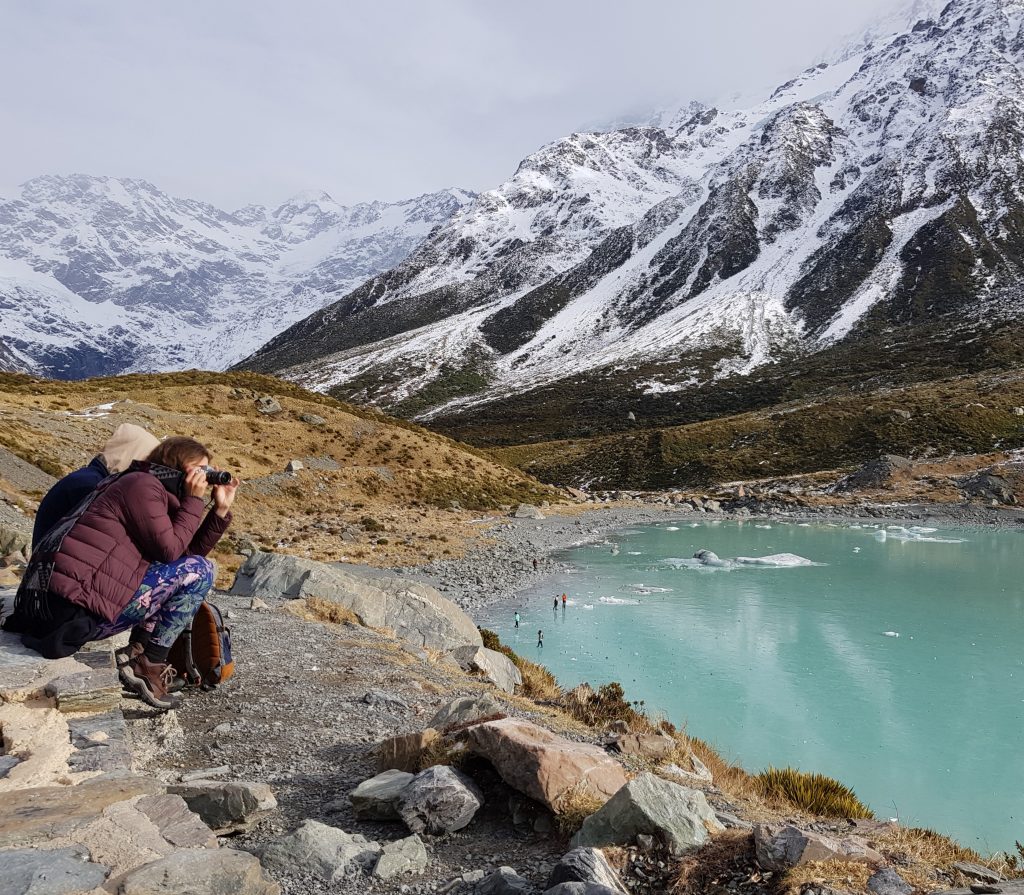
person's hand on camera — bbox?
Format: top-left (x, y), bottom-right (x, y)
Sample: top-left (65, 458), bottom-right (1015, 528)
top-left (185, 466), bottom-right (209, 500)
top-left (212, 475), bottom-right (239, 518)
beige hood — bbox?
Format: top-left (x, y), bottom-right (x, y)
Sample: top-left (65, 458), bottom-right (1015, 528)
top-left (100, 423), bottom-right (161, 474)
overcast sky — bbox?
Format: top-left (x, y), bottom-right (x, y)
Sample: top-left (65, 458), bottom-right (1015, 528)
top-left (0, 0), bottom-right (915, 209)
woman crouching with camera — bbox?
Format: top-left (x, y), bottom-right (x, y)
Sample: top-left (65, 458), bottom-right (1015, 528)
top-left (14, 436), bottom-right (236, 710)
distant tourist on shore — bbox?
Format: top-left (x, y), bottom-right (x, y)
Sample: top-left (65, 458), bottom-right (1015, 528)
top-left (31, 423), bottom-right (159, 548)
top-left (532, 557), bottom-right (538, 571)
top-left (6, 436), bottom-right (237, 712)
top-left (537, 629), bottom-right (544, 648)
top-left (514, 611), bottom-right (520, 628)
top-left (553, 596), bottom-right (558, 610)
top-left (561, 593), bottom-right (567, 609)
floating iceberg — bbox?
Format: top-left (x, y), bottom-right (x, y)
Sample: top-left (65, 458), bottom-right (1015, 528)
top-left (734, 553), bottom-right (819, 567)
top-left (598, 596), bottom-right (640, 605)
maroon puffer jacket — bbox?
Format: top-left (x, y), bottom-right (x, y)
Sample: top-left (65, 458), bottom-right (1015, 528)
top-left (48, 468), bottom-right (231, 622)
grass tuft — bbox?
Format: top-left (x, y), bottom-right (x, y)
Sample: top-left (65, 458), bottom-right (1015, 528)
top-left (756, 766), bottom-right (874, 819)
top-left (303, 597), bottom-right (362, 627)
top-left (555, 782), bottom-right (606, 832)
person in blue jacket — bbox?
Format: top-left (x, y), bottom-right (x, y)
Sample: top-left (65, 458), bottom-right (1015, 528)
top-left (32, 423), bottom-right (160, 549)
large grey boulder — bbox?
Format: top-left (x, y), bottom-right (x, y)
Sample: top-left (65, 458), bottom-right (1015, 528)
top-left (168, 779), bottom-right (276, 833)
top-left (0, 845), bottom-right (110, 895)
top-left (571, 773), bottom-right (723, 857)
top-left (753, 823), bottom-right (884, 871)
top-left (832, 455), bottom-right (912, 492)
top-left (397, 765), bottom-right (484, 835)
top-left (451, 645), bottom-right (522, 693)
top-left (371, 834), bottom-right (428, 879)
top-left (428, 694), bottom-right (504, 730)
top-left (120, 848), bottom-right (280, 895)
top-left (513, 504), bottom-right (544, 520)
top-left (476, 866), bottom-right (534, 893)
top-left (547, 848), bottom-right (627, 893)
top-left (231, 552), bottom-right (482, 650)
top-left (350, 769), bottom-right (414, 820)
top-left (960, 471), bottom-right (1016, 504)
top-left (260, 819), bottom-right (381, 882)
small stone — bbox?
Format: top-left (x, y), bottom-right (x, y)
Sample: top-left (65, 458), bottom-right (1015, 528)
top-left (372, 834), bottom-right (428, 879)
top-left (954, 863), bottom-right (1006, 884)
top-left (299, 413), bottom-right (327, 426)
top-left (255, 396), bottom-right (282, 415)
top-left (249, 597), bottom-right (270, 611)
top-left (474, 866), bottom-right (533, 894)
top-left (285, 460), bottom-right (304, 473)
top-left (168, 779), bottom-right (276, 833)
top-left (868, 867), bottom-right (913, 895)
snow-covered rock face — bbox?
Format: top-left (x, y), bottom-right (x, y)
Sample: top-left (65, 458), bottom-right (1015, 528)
top-left (0, 175), bottom-right (473, 377)
top-left (243, 0), bottom-right (1024, 417)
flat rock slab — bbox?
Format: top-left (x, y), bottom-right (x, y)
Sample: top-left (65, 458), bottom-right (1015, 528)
top-left (44, 670), bottom-right (121, 714)
top-left (136, 794), bottom-right (218, 849)
top-left (466, 717), bottom-right (627, 812)
top-left (0, 631), bottom-right (93, 701)
top-left (0, 844), bottom-right (110, 895)
top-left (0, 776), bottom-right (163, 848)
top-left (934, 885), bottom-right (1024, 895)
top-left (572, 772), bottom-right (723, 857)
top-left (67, 710), bottom-right (132, 774)
top-left (120, 847), bottom-right (280, 895)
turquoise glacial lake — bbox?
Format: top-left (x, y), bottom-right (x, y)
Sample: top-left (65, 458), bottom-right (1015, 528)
top-left (480, 519), bottom-right (1024, 852)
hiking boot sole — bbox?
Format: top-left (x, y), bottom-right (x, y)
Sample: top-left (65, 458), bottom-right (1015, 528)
top-left (118, 663), bottom-right (182, 710)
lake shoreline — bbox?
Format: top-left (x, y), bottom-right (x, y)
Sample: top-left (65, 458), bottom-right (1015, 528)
top-left (395, 497), bottom-right (1023, 615)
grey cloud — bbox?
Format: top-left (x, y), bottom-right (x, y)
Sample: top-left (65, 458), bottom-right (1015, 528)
top-left (0, 0), bottom-right (913, 207)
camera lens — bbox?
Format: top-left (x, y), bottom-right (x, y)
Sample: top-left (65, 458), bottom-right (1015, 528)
top-left (204, 467), bottom-right (232, 485)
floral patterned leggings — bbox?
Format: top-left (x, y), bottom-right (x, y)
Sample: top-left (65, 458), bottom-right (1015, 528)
top-left (96, 556), bottom-right (215, 648)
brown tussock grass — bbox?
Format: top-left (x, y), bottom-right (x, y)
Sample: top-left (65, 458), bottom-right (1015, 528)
top-left (672, 829), bottom-right (756, 895)
top-left (781, 859), bottom-right (872, 895)
top-left (301, 596), bottom-right (362, 626)
top-left (555, 782), bottom-right (606, 834)
top-left (875, 826), bottom-right (1021, 886)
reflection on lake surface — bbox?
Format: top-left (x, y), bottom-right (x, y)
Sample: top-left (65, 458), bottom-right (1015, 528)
top-left (480, 519), bottom-right (1023, 852)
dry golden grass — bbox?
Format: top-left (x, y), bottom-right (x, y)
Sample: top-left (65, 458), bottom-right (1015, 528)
top-left (555, 782), bottom-right (606, 833)
top-left (0, 371), bottom-right (561, 569)
top-left (303, 596), bottom-right (362, 626)
top-left (781, 859), bottom-right (872, 895)
top-left (874, 825), bottom-right (1022, 886)
top-left (417, 737), bottom-right (469, 771)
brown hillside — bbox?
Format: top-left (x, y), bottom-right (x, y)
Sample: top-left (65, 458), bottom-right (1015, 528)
top-left (0, 371), bottom-right (558, 579)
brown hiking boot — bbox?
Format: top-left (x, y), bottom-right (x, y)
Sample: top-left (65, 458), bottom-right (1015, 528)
top-left (119, 653), bottom-right (183, 710)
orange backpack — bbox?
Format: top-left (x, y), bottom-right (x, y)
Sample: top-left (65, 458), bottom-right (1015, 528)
top-left (168, 601), bottom-right (235, 690)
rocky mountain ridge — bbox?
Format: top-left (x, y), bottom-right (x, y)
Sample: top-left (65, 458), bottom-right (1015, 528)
top-left (0, 175), bottom-right (474, 377)
top-left (240, 0), bottom-right (1024, 431)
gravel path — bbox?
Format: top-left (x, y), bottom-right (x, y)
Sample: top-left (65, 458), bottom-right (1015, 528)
top-left (129, 589), bottom-right (572, 895)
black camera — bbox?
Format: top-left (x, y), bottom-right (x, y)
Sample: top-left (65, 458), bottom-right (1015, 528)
top-left (203, 466), bottom-right (232, 486)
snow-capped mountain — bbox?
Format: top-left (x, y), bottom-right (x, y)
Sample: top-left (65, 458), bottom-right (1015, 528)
top-left (241, 0), bottom-right (1024, 422)
top-left (0, 175), bottom-right (474, 377)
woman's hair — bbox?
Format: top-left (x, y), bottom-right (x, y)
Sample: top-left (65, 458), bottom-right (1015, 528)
top-left (146, 436), bottom-right (211, 471)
